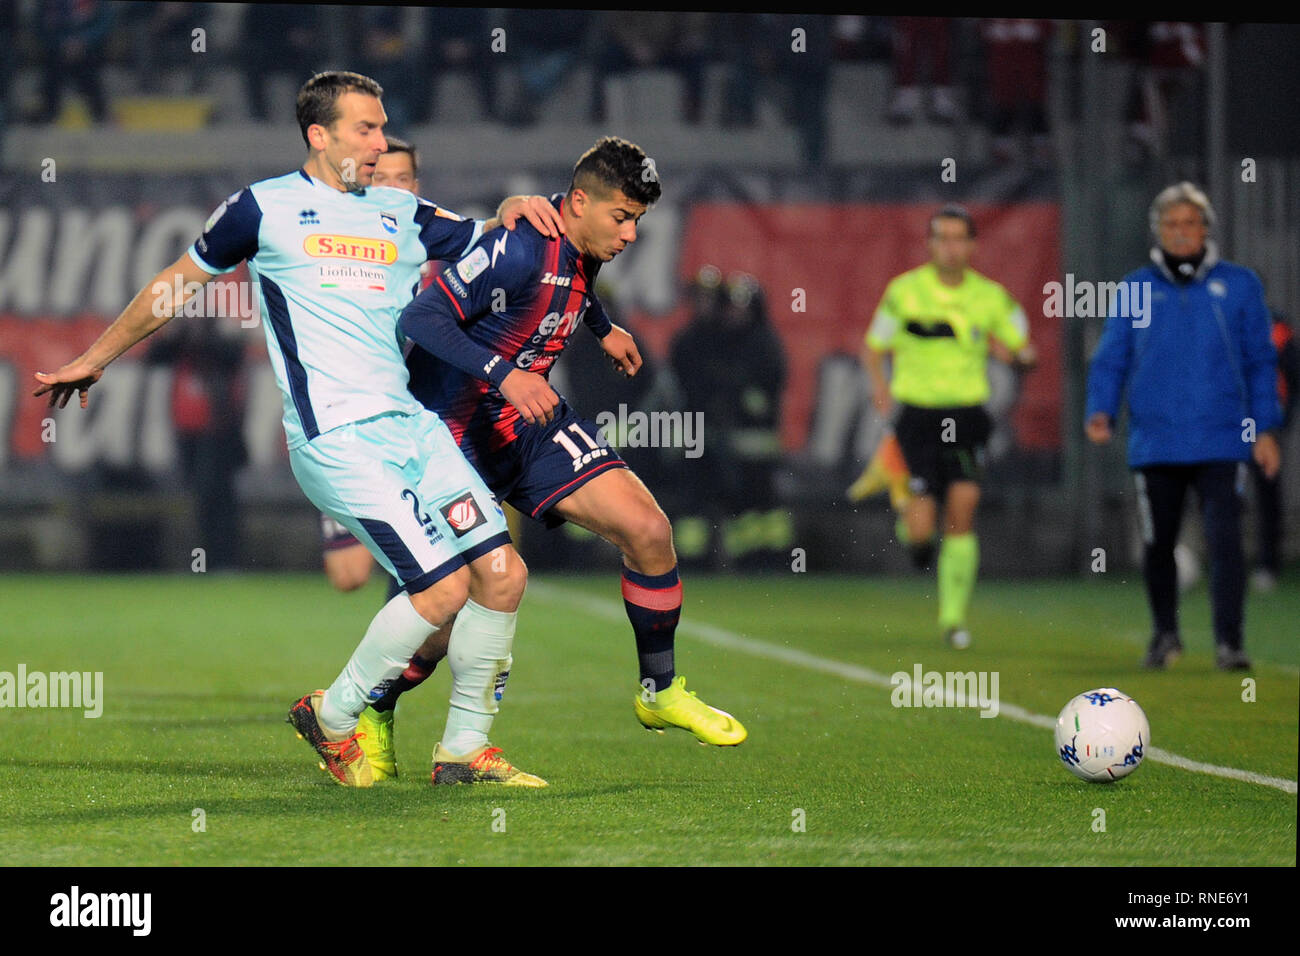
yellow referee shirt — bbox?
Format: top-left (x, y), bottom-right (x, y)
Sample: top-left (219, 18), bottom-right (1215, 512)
top-left (866, 263), bottom-right (1028, 407)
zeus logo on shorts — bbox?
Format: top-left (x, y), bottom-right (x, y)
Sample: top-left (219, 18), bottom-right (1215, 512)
top-left (440, 492), bottom-right (487, 536)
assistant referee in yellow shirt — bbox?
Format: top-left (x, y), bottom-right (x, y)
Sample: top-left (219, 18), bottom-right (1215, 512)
top-left (862, 206), bottom-right (1036, 649)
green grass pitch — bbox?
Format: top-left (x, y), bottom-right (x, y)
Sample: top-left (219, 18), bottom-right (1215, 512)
top-left (1, 570), bottom-right (1295, 866)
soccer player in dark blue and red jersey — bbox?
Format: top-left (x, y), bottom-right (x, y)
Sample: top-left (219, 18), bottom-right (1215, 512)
top-left (391, 137), bottom-right (747, 761)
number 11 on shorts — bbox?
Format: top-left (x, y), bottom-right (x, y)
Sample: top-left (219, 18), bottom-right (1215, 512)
top-left (552, 423), bottom-right (609, 473)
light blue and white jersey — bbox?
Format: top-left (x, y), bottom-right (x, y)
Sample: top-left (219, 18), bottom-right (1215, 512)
top-left (187, 169), bottom-right (482, 448)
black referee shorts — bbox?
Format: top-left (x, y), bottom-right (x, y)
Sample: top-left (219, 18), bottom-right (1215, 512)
top-left (893, 403), bottom-right (991, 499)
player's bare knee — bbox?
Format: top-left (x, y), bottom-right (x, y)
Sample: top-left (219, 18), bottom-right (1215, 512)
top-left (408, 566), bottom-right (470, 626)
top-left (468, 546), bottom-right (527, 610)
top-left (907, 510), bottom-right (937, 541)
top-left (493, 547), bottom-right (528, 603)
top-left (649, 510), bottom-right (675, 559)
top-left (624, 508), bottom-right (675, 568)
top-left (908, 513), bottom-right (936, 536)
top-left (945, 501), bottom-right (979, 534)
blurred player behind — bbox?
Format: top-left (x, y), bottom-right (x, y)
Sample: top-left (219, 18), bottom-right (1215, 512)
top-left (862, 205), bottom-right (1036, 649)
top-left (386, 136), bottom-right (747, 769)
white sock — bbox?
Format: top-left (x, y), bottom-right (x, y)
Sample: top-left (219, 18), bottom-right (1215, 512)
top-left (440, 598), bottom-right (516, 755)
top-left (318, 593), bottom-right (436, 735)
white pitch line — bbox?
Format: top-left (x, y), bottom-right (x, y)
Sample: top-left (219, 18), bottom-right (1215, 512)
top-left (530, 582), bottom-right (1299, 796)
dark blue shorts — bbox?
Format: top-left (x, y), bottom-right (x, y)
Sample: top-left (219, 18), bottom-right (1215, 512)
top-left (462, 399), bottom-right (627, 529)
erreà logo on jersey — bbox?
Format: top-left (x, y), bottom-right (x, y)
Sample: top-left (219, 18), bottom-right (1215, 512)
top-left (303, 235), bottom-right (398, 264)
top-left (440, 492), bottom-right (487, 536)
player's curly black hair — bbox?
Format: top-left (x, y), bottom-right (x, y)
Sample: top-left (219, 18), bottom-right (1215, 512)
top-left (568, 136), bottom-right (662, 206)
top-left (296, 71), bottom-right (384, 147)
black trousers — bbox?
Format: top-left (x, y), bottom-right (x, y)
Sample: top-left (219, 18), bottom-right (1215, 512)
top-left (1250, 458), bottom-right (1283, 573)
top-left (1134, 462), bottom-right (1247, 649)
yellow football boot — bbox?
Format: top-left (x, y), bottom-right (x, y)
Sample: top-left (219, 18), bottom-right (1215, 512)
top-left (633, 676), bottom-right (747, 746)
top-left (356, 707), bottom-right (397, 781)
top-left (430, 743), bottom-right (548, 787)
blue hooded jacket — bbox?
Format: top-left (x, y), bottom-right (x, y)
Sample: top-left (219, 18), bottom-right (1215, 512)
top-left (1085, 242), bottom-right (1281, 467)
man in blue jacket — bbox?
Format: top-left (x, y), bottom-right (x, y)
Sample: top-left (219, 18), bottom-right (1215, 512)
top-left (1085, 182), bottom-right (1281, 671)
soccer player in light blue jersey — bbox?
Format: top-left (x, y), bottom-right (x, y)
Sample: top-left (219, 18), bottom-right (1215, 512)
top-left (35, 71), bottom-right (566, 787)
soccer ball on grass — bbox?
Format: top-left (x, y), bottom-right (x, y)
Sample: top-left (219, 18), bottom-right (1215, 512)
top-left (1054, 688), bottom-right (1150, 782)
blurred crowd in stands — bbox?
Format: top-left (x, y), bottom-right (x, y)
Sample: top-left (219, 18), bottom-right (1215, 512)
top-left (2, 6), bottom-right (1210, 166)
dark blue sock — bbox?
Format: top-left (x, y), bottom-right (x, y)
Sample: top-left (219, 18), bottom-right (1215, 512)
top-left (621, 566), bottom-right (681, 695)
top-left (370, 653), bottom-right (435, 713)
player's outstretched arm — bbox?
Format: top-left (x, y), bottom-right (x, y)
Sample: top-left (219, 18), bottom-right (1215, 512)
top-left (34, 252), bottom-right (216, 408)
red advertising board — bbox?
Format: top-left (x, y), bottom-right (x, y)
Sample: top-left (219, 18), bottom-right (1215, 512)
top-left (1, 197), bottom-right (1062, 474)
top-left (626, 202), bottom-right (1062, 451)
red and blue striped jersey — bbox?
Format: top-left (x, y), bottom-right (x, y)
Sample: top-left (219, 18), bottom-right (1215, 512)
top-left (399, 197), bottom-right (611, 451)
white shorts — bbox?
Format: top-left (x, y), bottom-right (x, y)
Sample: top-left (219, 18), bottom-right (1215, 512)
top-left (290, 409), bottom-right (510, 591)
